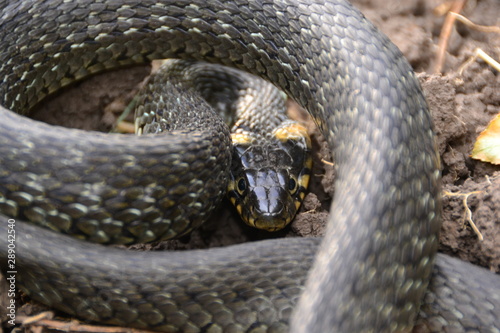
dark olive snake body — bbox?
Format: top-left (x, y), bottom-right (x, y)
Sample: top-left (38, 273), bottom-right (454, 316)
top-left (0, 0), bottom-right (499, 332)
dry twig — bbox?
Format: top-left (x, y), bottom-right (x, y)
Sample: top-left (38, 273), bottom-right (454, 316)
top-left (434, 0), bottom-right (467, 73)
top-left (16, 312), bottom-right (157, 333)
top-left (443, 190), bottom-right (484, 241)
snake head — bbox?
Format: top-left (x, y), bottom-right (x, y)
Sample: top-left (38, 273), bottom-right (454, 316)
top-left (227, 123), bottom-right (312, 231)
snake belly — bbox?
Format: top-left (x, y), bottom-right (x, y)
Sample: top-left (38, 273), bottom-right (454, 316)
top-left (0, 1), bottom-right (499, 333)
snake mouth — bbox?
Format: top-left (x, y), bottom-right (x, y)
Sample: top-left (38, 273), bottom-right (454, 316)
top-left (251, 216), bottom-right (290, 232)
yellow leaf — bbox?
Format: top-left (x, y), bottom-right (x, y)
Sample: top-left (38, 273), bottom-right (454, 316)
top-left (471, 113), bottom-right (500, 165)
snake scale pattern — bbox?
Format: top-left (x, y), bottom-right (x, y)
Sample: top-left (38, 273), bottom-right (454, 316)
top-left (0, 0), bottom-right (499, 332)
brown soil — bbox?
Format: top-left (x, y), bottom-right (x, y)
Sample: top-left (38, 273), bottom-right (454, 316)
top-left (2, 0), bottom-right (499, 330)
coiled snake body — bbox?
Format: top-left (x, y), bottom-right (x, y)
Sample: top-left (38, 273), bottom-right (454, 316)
top-left (0, 0), bottom-right (499, 332)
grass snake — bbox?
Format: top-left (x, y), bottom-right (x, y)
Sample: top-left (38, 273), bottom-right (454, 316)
top-left (0, 0), bottom-right (499, 332)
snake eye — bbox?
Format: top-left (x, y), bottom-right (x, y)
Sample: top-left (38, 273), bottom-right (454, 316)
top-left (237, 178), bottom-right (247, 194)
top-left (288, 177), bottom-right (298, 194)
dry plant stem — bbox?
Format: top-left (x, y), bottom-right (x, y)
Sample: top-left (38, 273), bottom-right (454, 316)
top-left (443, 190), bottom-right (484, 241)
top-left (115, 121), bottom-right (136, 133)
top-left (458, 48), bottom-right (500, 75)
top-left (17, 314), bottom-right (157, 333)
top-left (434, 0), bottom-right (467, 73)
top-left (447, 12), bottom-right (500, 75)
top-left (321, 159), bottom-right (334, 166)
top-left (449, 12), bottom-right (500, 34)
top-left (449, 12), bottom-right (500, 33)
top-left (19, 311), bottom-right (54, 325)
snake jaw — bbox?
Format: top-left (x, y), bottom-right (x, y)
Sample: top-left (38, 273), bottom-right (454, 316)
top-left (252, 216), bottom-right (290, 232)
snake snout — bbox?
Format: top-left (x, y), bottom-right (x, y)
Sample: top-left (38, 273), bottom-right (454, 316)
top-left (249, 186), bottom-right (292, 231)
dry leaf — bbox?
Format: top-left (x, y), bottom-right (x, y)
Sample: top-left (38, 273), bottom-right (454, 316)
top-left (471, 113), bottom-right (500, 165)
